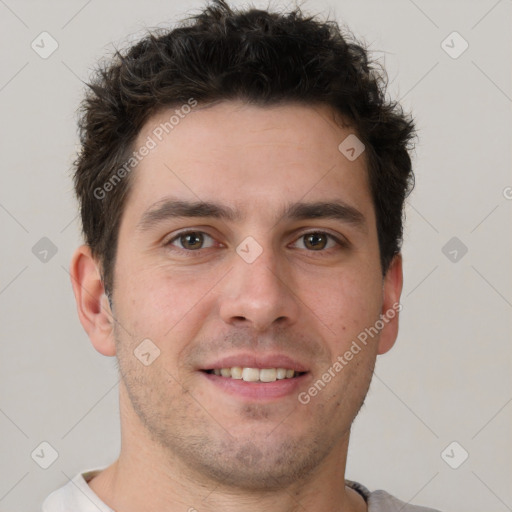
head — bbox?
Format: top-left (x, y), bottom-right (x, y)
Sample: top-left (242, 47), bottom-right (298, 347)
top-left (71, 0), bottom-right (414, 491)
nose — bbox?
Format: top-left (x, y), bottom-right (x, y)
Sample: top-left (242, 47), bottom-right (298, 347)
top-left (219, 243), bottom-right (300, 332)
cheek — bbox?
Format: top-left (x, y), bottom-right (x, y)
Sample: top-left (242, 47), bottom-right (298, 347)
top-left (114, 261), bottom-right (216, 349)
top-left (300, 266), bottom-right (382, 341)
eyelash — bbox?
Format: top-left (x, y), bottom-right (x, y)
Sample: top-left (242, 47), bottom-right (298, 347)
top-left (164, 229), bottom-right (348, 255)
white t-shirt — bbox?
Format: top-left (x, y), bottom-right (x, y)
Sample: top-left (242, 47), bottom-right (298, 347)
top-left (41, 469), bottom-right (442, 512)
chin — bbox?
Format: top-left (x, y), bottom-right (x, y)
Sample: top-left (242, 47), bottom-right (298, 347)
top-left (169, 434), bottom-right (330, 492)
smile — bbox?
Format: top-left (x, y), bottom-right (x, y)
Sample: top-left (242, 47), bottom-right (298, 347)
top-left (204, 367), bottom-right (306, 382)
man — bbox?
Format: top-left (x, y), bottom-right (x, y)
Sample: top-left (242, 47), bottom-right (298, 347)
top-left (43, 1), bottom-right (441, 510)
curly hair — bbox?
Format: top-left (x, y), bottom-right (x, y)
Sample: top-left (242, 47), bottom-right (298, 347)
top-left (73, 0), bottom-right (415, 296)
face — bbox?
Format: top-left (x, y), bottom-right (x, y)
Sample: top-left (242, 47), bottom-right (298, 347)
top-left (102, 101), bottom-right (401, 490)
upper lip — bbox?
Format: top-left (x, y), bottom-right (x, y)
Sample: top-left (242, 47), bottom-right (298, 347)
top-left (200, 353), bottom-right (310, 372)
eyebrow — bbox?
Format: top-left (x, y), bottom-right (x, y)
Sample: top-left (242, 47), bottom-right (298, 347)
top-left (136, 197), bottom-right (367, 233)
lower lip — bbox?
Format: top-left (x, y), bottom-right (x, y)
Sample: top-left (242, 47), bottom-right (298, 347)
top-left (201, 371), bottom-right (309, 400)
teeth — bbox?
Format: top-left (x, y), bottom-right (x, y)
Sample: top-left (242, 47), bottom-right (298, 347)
top-left (242, 368), bottom-right (260, 382)
top-left (276, 368), bottom-right (287, 379)
top-left (230, 366), bottom-right (243, 379)
top-left (212, 367), bottom-right (299, 382)
top-left (259, 368), bottom-right (277, 382)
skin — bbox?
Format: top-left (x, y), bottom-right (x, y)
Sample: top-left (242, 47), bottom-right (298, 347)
top-left (71, 100), bottom-right (403, 512)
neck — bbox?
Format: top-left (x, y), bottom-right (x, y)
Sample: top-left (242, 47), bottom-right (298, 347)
top-left (89, 442), bottom-right (366, 512)
top-left (88, 391), bottom-right (366, 512)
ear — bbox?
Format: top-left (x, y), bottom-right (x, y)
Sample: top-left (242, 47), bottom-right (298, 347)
top-left (377, 253), bottom-right (403, 355)
top-left (69, 245), bottom-right (116, 356)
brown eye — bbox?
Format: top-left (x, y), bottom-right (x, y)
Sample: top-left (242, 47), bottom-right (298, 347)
top-left (303, 232), bottom-right (328, 250)
top-left (291, 231), bottom-right (343, 252)
top-left (169, 231), bottom-right (215, 250)
top-left (181, 232), bottom-right (203, 249)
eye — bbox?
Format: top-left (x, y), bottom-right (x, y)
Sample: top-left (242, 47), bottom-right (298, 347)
top-left (165, 230), bottom-right (345, 254)
top-left (168, 231), bottom-right (216, 251)
top-left (292, 232), bottom-right (343, 251)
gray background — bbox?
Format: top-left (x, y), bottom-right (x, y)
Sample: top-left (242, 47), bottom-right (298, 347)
top-left (0, 0), bottom-right (511, 510)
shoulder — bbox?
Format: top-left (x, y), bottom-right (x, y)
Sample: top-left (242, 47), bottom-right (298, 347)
top-left (41, 470), bottom-right (113, 512)
top-left (367, 489), bottom-right (443, 512)
top-left (346, 480), bottom-right (443, 512)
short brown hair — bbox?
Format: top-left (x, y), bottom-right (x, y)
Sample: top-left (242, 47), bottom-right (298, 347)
top-left (73, 0), bottom-right (415, 297)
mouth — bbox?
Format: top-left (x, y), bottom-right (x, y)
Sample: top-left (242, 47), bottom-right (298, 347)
top-left (200, 365), bottom-right (310, 401)
top-left (202, 367), bottom-right (308, 382)
top-left (198, 354), bottom-right (311, 400)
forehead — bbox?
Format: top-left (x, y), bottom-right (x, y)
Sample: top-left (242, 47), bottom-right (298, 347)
top-left (124, 101), bottom-right (373, 223)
